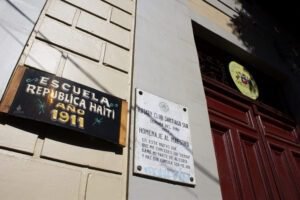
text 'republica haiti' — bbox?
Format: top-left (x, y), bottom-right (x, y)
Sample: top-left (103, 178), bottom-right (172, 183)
top-left (25, 76), bottom-right (117, 120)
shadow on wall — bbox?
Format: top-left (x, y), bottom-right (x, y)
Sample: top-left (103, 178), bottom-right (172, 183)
top-left (227, 0), bottom-right (300, 124)
top-left (221, 0), bottom-right (297, 71)
top-left (2, 0), bottom-right (116, 94)
top-left (0, 114), bottom-right (124, 155)
top-left (196, 0), bottom-right (300, 124)
top-left (0, 0), bottom-right (123, 155)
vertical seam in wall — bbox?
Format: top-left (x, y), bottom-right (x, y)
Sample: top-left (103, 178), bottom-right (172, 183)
top-left (32, 137), bottom-right (45, 158)
top-left (107, 6), bottom-right (113, 22)
top-left (78, 169), bottom-right (89, 200)
top-left (72, 9), bottom-right (81, 28)
top-left (20, 37), bottom-right (36, 66)
top-left (56, 52), bottom-right (68, 76)
top-left (99, 42), bottom-right (107, 65)
top-left (125, 0), bottom-right (137, 199)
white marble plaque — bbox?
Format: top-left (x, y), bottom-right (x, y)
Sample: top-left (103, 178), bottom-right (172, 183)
top-left (134, 89), bottom-right (196, 185)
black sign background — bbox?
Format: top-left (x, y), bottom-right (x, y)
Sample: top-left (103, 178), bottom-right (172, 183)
top-left (9, 68), bottom-right (124, 145)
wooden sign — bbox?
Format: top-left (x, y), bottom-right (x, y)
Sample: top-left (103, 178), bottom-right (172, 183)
top-left (0, 66), bottom-right (128, 146)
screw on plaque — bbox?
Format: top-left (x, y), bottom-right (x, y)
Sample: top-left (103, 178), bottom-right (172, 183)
top-left (137, 165), bottom-right (142, 171)
top-left (190, 177), bottom-right (194, 182)
top-left (139, 91), bottom-right (143, 95)
top-left (183, 108), bottom-right (187, 112)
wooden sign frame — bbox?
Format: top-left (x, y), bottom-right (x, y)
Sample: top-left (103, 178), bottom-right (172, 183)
top-left (0, 66), bottom-right (26, 113)
top-left (0, 66), bottom-right (128, 147)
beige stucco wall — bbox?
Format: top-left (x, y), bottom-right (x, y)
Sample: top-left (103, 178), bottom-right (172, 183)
top-left (188, 0), bottom-right (232, 33)
top-left (0, 0), bottom-right (135, 199)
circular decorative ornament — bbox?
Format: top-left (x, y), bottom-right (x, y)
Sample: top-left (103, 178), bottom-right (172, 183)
top-left (229, 61), bottom-right (259, 100)
top-left (159, 101), bottom-right (169, 112)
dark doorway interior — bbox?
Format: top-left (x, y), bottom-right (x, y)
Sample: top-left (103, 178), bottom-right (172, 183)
top-left (194, 36), bottom-right (290, 116)
top-left (192, 22), bottom-right (300, 200)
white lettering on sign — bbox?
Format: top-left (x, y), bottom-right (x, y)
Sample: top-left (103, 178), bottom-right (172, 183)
top-left (25, 81), bottom-right (116, 120)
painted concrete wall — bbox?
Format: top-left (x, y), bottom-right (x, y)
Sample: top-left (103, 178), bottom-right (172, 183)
top-left (128, 0), bottom-right (222, 199)
top-left (0, 0), bottom-right (135, 199)
top-left (129, 0), bottom-right (300, 200)
top-left (0, 0), bottom-right (46, 99)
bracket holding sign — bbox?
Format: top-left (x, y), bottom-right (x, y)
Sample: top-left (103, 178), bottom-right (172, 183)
top-left (0, 66), bottom-right (128, 146)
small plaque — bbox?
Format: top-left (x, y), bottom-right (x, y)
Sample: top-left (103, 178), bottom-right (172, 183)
top-left (134, 89), bottom-right (196, 185)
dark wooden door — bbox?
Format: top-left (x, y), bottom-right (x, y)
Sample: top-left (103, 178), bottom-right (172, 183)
top-left (204, 77), bottom-right (300, 200)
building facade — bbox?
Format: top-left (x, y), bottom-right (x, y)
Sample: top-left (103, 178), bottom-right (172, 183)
top-left (0, 0), bottom-right (299, 200)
